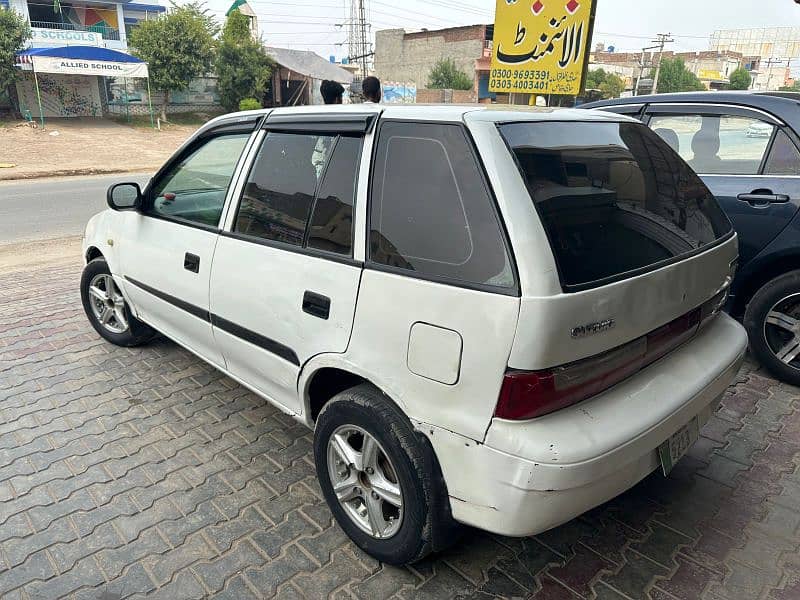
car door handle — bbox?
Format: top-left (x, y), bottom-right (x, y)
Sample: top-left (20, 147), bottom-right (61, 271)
top-left (184, 252), bottom-right (200, 273)
top-left (302, 291), bottom-right (330, 320)
top-left (737, 193), bottom-right (791, 206)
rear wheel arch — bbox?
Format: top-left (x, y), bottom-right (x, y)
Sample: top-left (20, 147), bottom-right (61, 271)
top-left (304, 365), bottom-right (413, 423)
top-left (85, 246), bottom-right (104, 263)
top-left (306, 367), bottom-right (369, 423)
top-left (734, 253), bottom-right (800, 316)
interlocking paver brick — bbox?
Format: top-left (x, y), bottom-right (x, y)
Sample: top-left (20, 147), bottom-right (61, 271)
top-left (245, 544), bottom-right (315, 596)
top-left (1, 258), bottom-right (799, 598)
top-left (600, 548), bottom-right (670, 599)
top-left (351, 565), bottom-right (420, 599)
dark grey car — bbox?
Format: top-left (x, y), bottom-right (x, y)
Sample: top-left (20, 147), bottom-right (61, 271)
top-left (583, 92), bottom-right (800, 386)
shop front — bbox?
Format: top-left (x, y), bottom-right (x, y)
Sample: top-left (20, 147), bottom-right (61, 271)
top-left (15, 44), bottom-right (151, 125)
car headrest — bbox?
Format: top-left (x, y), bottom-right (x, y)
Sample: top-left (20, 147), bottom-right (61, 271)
top-left (691, 130), bottom-right (720, 157)
top-left (653, 128), bottom-right (680, 153)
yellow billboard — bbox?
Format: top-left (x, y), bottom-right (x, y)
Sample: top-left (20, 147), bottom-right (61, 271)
top-left (489, 0), bottom-right (597, 95)
top-left (698, 69), bottom-right (723, 80)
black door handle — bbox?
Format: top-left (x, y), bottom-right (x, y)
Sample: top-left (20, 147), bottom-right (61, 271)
top-left (737, 192), bottom-right (791, 206)
top-left (303, 291), bottom-right (330, 320)
top-left (184, 252), bottom-right (200, 273)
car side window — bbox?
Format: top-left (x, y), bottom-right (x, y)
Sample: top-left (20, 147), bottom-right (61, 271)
top-left (369, 121), bottom-right (513, 289)
top-left (764, 130), bottom-right (800, 176)
top-left (234, 131), bottom-right (361, 256)
top-left (648, 114), bottom-right (774, 175)
top-left (149, 133), bottom-right (250, 227)
top-left (235, 132), bottom-right (333, 246)
top-left (307, 136), bottom-right (361, 255)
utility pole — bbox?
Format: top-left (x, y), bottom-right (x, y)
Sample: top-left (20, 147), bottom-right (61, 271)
top-left (762, 57), bottom-right (789, 90)
top-left (635, 44), bottom-right (660, 96)
top-left (651, 32), bottom-right (674, 94)
top-left (344, 0), bottom-right (370, 79)
top-left (357, 0), bottom-right (368, 77)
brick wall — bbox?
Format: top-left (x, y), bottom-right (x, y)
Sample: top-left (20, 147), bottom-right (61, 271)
top-left (416, 88), bottom-right (477, 103)
top-left (375, 25), bottom-right (486, 89)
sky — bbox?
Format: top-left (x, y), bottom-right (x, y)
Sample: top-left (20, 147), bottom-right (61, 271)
top-left (197, 0), bottom-right (800, 70)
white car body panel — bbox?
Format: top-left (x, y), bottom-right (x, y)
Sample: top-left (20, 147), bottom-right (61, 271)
top-left (421, 312), bottom-right (746, 536)
top-left (340, 269), bottom-right (520, 441)
top-left (116, 213), bottom-right (224, 366)
top-left (82, 104), bottom-right (749, 541)
top-left (210, 237), bottom-right (362, 414)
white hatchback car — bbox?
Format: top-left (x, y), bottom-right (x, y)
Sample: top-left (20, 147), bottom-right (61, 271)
top-left (81, 104), bottom-right (747, 564)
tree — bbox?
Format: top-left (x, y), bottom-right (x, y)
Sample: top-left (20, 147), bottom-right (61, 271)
top-left (585, 68), bottom-right (626, 99)
top-left (0, 9), bottom-right (30, 106)
top-left (215, 10), bottom-right (273, 112)
top-left (651, 58), bottom-right (705, 93)
top-left (427, 58), bottom-right (473, 90)
top-left (129, 3), bottom-right (217, 121)
top-left (728, 68), bottom-right (752, 90)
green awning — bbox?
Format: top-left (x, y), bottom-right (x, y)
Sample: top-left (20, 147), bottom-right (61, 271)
top-left (226, 0), bottom-right (247, 16)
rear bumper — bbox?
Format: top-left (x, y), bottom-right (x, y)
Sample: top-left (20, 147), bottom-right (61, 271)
top-left (420, 313), bottom-right (747, 537)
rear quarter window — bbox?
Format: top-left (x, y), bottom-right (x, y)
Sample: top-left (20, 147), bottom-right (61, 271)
top-left (500, 120), bottom-right (733, 291)
top-left (369, 121), bottom-right (515, 291)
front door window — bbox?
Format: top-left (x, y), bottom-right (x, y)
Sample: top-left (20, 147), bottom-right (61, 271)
top-left (149, 133), bottom-right (250, 227)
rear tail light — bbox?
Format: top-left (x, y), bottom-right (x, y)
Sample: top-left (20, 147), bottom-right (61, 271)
top-left (494, 295), bottom-right (723, 421)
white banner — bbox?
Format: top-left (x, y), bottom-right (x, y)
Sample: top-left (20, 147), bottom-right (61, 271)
top-left (30, 28), bottom-right (103, 47)
top-left (31, 55), bottom-right (149, 78)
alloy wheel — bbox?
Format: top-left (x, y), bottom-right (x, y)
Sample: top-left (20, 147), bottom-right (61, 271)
top-left (326, 425), bottom-right (403, 539)
top-left (763, 293), bottom-right (800, 368)
top-left (87, 273), bottom-right (129, 335)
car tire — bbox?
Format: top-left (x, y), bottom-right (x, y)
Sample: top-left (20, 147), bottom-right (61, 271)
top-left (744, 270), bottom-right (800, 386)
top-left (80, 257), bottom-right (155, 347)
top-left (313, 384), bottom-right (458, 565)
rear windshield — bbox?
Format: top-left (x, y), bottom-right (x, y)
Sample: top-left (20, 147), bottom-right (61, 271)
top-left (500, 121), bottom-right (733, 292)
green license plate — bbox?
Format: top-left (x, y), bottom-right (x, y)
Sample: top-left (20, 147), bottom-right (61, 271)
top-left (658, 417), bottom-right (701, 476)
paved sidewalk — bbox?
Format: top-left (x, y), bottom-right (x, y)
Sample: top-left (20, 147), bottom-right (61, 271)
top-left (1, 258), bottom-right (799, 599)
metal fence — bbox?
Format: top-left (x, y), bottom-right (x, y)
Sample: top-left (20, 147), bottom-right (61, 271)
top-left (29, 20), bottom-right (121, 41)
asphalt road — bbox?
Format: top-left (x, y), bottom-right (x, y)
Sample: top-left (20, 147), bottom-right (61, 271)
top-left (0, 172), bottom-right (151, 244)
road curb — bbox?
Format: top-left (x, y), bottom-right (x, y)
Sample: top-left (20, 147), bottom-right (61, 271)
top-left (0, 166), bottom-right (158, 182)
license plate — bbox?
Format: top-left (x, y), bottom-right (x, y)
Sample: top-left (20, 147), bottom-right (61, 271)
top-left (658, 417), bottom-right (700, 476)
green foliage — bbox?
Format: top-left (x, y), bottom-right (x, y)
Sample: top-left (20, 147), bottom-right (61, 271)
top-left (728, 68), bottom-right (752, 90)
top-left (585, 68), bottom-right (626, 99)
top-left (779, 81), bottom-right (800, 92)
top-left (216, 10), bottom-right (273, 112)
top-left (0, 9), bottom-right (30, 99)
top-left (651, 58), bottom-right (705, 93)
top-left (129, 2), bottom-right (217, 120)
top-left (427, 58), bottom-right (473, 91)
top-left (238, 97), bottom-right (261, 111)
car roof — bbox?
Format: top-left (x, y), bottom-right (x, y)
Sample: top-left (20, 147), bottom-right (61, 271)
top-left (207, 103), bottom-right (636, 128)
top-left (582, 90), bottom-right (800, 113)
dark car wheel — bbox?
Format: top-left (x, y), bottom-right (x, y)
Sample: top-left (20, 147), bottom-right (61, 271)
top-left (313, 384), bottom-right (458, 565)
top-left (744, 270), bottom-right (800, 386)
top-left (80, 258), bottom-right (155, 347)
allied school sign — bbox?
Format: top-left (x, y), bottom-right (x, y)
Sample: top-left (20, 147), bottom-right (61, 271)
top-left (31, 55), bottom-right (149, 78)
top-left (489, 0), bottom-right (597, 95)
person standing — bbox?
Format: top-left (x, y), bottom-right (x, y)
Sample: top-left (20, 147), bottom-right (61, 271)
top-left (320, 80), bottom-right (344, 104)
top-left (362, 76), bottom-right (382, 103)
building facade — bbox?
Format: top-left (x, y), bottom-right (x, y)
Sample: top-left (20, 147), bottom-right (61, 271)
top-left (6, 0), bottom-right (164, 117)
top-left (591, 49), bottom-right (746, 91)
top-left (710, 27), bottom-right (800, 90)
top-left (374, 25), bottom-right (492, 102)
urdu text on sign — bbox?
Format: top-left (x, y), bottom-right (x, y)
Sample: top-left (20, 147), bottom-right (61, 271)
top-left (489, 0), bottom-right (596, 95)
